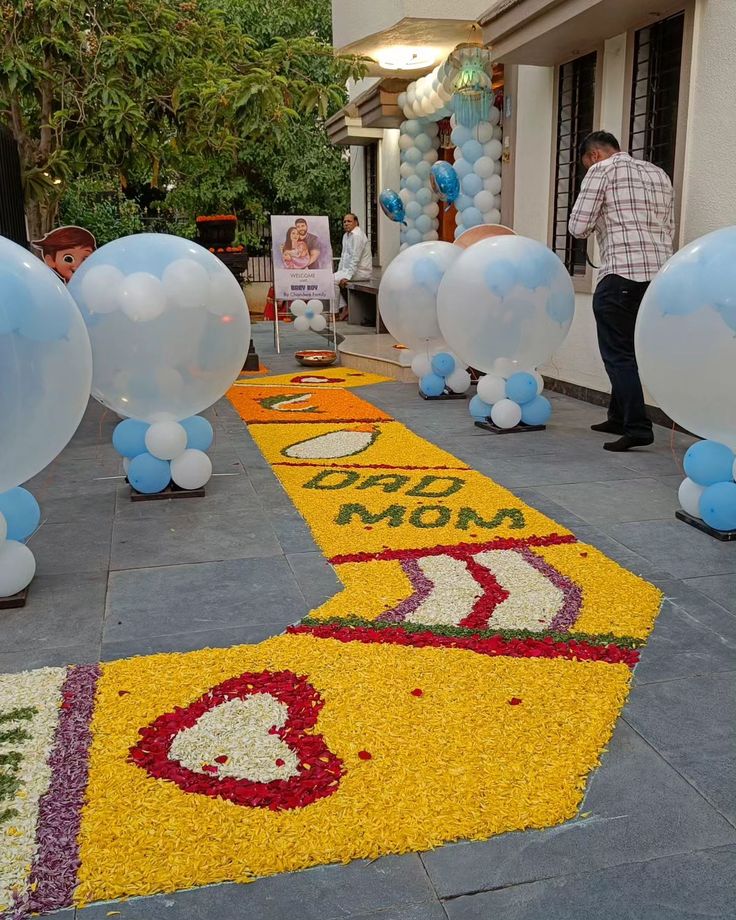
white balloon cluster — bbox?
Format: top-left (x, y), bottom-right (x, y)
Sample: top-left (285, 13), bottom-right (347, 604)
top-left (291, 299), bottom-right (327, 332)
top-left (0, 511), bottom-right (35, 598)
top-left (397, 59), bottom-right (459, 122)
top-left (398, 119), bottom-right (441, 248)
top-left (452, 113), bottom-right (503, 239)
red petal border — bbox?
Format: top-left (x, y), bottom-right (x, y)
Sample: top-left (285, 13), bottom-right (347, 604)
top-left (128, 670), bottom-right (344, 811)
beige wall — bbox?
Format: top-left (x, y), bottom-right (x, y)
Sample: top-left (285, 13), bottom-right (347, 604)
top-left (679, 0), bottom-right (736, 244)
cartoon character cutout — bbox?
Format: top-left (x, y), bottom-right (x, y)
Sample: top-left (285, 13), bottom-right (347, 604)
top-left (32, 225), bottom-right (96, 283)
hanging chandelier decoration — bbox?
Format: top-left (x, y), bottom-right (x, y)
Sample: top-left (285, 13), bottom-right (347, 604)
top-left (450, 45), bottom-right (494, 129)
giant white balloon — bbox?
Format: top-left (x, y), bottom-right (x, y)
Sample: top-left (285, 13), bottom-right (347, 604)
top-left (635, 226), bottom-right (736, 450)
top-left (68, 234), bottom-right (250, 423)
top-left (0, 236), bottom-right (92, 493)
top-left (436, 235), bottom-right (575, 373)
top-left (378, 242), bottom-right (462, 352)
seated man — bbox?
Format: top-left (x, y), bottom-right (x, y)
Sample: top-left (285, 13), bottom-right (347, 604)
top-left (334, 213), bottom-right (373, 322)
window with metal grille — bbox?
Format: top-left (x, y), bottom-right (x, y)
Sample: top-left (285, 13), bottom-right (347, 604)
top-left (364, 142), bottom-right (379, 261)
top-left (629, 12), bottom-right (684, 178)
top-left (553, 52), bottom-right (597, 276)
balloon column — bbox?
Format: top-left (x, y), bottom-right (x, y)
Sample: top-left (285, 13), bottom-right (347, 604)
top-left (291, 299), bottom-right (327, 333)
top-left (636, 225), bottom-right (736, 533)
top-left (0, 236), bottom-right (92, 597)
top-left (378, 241), bottom-right (472, 397)
top-left (392, 46), bottom-right (500, 250)
top-left (68, 233), bottom-right (250, 495)
top-left (436, 234), bottom-right (575, 429)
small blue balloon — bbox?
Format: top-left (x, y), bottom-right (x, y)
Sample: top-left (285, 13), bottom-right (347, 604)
top-left (461, 207), bottom-right (483, 228)
top-left (461, 173), bottom-right (483, 197)
top-left (405, 228), bottom-right (422, 246)
top-left (430, 162), bottom-right (460, 204)
top-left (415, 161), bottom-right (431, 181)
top-left (506, 372), bottom-right (538, 405)
top-left (128, 452), bottom-right (171, 494)
top-left (420, 373), bottom-right (446, 398)
top-left (0, 487), bottom-right (41, 541)
top-left (112, 419), bottom-right (150, 459)
top-left (415, 214), bottom-right (433, 234)
top-left (405, 201), bottom-right (423, 220)
top-left (454, 193), bottom-right (473, 211)
top-left (415, 133), bottom-right (433, 153)
top-left (181, 416), bottom-right (214, 451)
top-left (700, 481), bottom-right (736, 532)
top-left (450, 125), bottom-right (472, 147)
top-left (520, 395), bottom-right (552, 426)
top-left (404, 119), bottom-right (422, 138)
top-left (416, 187), bottom-right (433, 207)
top-left (454, 159), bottom-right (473, 180)
top-left (683, 440), bottom-right (735, 486)
top-left (485, 259), bottom-right (518, 298)
top-left (404, 147), bottom-right (423, 165)
top-left (469, 395), bottom-right (492, 420)
top-left (461, 139), bottom-right (483, 163)
top-left (379, 189), bottom-right (405, 224)
top-left (406, 175), bottom-right (423, 193)
top-left (305, 309), bottom-right (314, 319)
top-left (432, 353), bottom-right (456, 377)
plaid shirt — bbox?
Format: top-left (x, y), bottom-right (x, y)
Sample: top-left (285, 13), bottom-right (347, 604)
top-left (569, 152), bottom-right (674, 282)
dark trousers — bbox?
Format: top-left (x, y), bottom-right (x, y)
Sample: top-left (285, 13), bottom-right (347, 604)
top-left (593, 274), bottom-right (653, 439)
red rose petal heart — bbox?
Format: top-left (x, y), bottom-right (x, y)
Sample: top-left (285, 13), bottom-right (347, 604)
top-left (129, 670), bottom-right (344, 811)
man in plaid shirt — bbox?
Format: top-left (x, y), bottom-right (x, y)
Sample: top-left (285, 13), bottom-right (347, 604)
top-left (569, 131), bottom-right (674, 451)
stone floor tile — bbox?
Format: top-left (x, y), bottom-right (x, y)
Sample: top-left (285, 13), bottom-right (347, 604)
top-left (112, 472), bottom-right (261, 520)
top-left (101, 621), bottom-right (291, 660)
top-left (0, 643), bottom-right (101, 675)
top-left (1, 572), bottom-right (106, 653)
top-left (27, 518), bottom-right (113, 575)
top-left (623, 671), bottom-right (736, 824)
top-left (75, 855), bottom-right (437, 920)
top-left (682, 574), bottom-right (736, 616)
top-left (633, 600), bottom-right (736, 685)
top-left (287, 552), bottom-right (342, 609)
top-left (104, 557), bottom-right (307, 643)
top-left (442, 845), bottom-right (736, 920)
top-left (606, 520), bottom-right (736, 578)
top-left (537, 477), bottom-right (680, 525)
top-left (110, 508), bottom-right (281, 569)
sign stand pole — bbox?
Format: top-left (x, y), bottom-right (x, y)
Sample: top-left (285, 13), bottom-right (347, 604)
top-left (331, 295), bottom-right (340, 364)
top-left (273, 300), bottom-right (282, 355)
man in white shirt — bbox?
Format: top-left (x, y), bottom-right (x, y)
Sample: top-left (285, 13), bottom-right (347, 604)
top-left (334, 213), bottom-right (373, 321)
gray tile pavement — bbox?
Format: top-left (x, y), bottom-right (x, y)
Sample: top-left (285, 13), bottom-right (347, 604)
top-left (3, 324), bottom-right (734, 918)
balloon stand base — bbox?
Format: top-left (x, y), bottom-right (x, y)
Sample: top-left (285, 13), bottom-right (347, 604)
top-left (420, 390), bottom-right (467, 401)
top-left (129, 482), bottom-right (206, 503)
top-left (243, 338), bottom-right (260, 371)
top-left (675, 510), bottom-right (736, 542)
top-left (474, 421), bottom-right (547, 435)
top-left (0, 587), bottom-right (28, 610)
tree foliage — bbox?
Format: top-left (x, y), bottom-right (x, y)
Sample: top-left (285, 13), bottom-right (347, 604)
top-left (0, 0), bottom-right (362, 237)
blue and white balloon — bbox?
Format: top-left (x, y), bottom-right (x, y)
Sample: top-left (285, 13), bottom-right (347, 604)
top-left (379, 189), bottom-right (406, 223)
top-left (68, 233), bottom-right (249, 424)
top-left (636, 226), bottom-right (736, 449)
top-left (0, 237), bottom-right (92, 494)
top-left (436, 235), bottom-right (575, 373)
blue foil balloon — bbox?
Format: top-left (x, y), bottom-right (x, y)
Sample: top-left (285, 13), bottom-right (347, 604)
top-left (430, 162), bottom-right (460, 205)
top-left (0, 487), bottom-right (41, 541)
top-left (379, 189), bottom-right (405, 223)
top-left (683, 440), bottom-right (735, 486)
top-left (181, 416), bottom-right (214, 451)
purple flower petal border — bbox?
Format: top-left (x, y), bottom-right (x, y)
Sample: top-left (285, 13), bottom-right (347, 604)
top-left (27, 663), bottom-right (100, 915)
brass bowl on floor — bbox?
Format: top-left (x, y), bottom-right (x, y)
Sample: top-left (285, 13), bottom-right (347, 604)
top-left (295, 349), bottom-right (338, 367)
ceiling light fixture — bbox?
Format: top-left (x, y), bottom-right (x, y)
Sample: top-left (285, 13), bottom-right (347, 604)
top-left (375, 46), bottom-right (439, 71)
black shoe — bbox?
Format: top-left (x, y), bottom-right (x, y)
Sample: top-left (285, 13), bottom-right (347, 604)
top-left (591, 420), bottom-right (625, 434)
top-left (603, 434), bottom-right (654, 452)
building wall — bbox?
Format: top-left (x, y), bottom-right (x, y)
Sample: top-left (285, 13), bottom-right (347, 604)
top-left (679, 0), bottom-right (736, 244)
